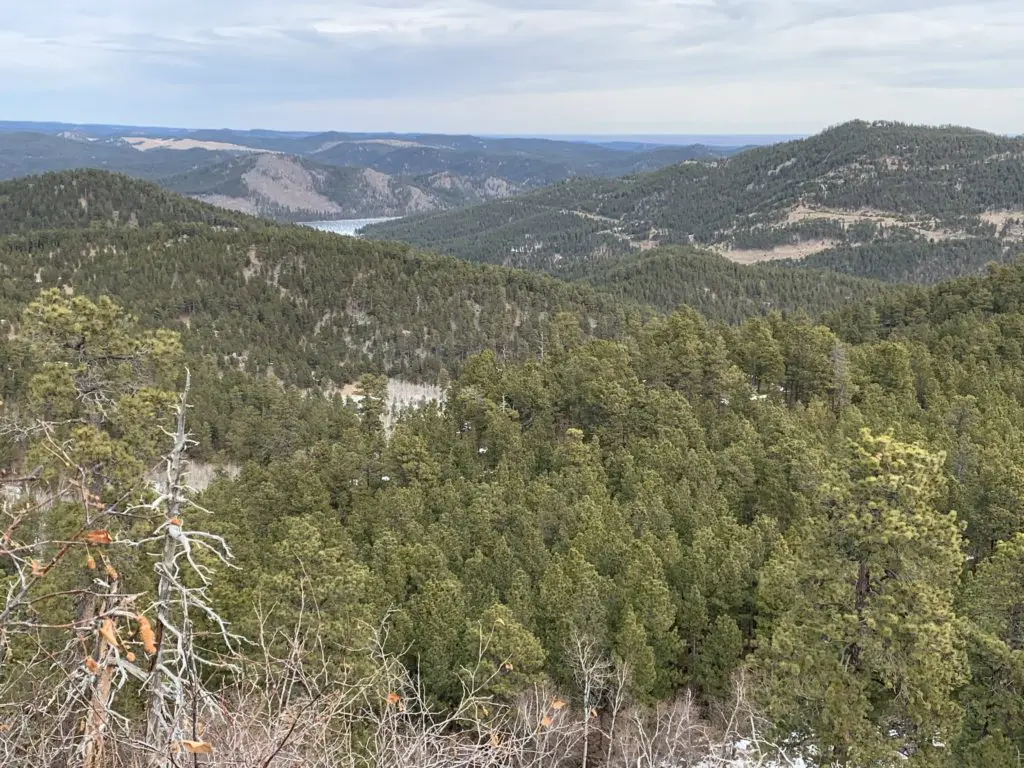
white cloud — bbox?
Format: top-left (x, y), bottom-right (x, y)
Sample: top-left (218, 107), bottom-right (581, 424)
top-left (276, 81), bottom-right (1024, 134)
top-left (0, 0), bottom-right (1022, 133)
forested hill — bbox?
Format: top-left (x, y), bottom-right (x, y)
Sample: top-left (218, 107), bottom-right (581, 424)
top-left (0, 170), bottom-right (636, 388)
top-left (0, 170), bottom-right (907, 391)
top-left (363, 120), bottom-right (1024, 283)
top-left (4, 171), bottom-right (1024, 766)
top-left (0, 168), bottom-right (254, 234)
top-left (0, 126), bottom-right (739, 222)
top-left (578, 245), bottom-right (891, 318)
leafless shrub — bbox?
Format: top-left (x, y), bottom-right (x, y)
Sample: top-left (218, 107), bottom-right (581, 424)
top-left (0, 374), bottom-right (239, 768)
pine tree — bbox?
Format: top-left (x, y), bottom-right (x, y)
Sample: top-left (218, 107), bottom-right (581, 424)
top-left (956, 534), bottom-right (1024, 764)
top-left (755, 429), bottom-right (967, 765)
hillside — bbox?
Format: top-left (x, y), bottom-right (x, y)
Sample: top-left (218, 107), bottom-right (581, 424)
top-left (578, 245), bottom-right (891, 319)
top-left (783, 237), bottom-right (1011, 284)
top-left (304, 133), bottom-right (725, 186)
top-left (0, 124), bottom-right (737, 223)
top-left (161, 154), bottom-right (512, 221)
top-left (0, 169), bottom-right (251, 233)
top-left (0, 169), bottom-right (903, 393)
top-left (3, 162), bottom-right (1024, 768)
top-left (364, 120), bottom-right (1024, 283)
top-left (0, 170), bottom-right (636, 388)
top-left (0, 131), bottom-right (238, 181)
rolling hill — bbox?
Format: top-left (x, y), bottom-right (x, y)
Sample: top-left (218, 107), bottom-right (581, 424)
top-left (0, 131), bottom-right (235, 181)
top-left (0, 169), bottom-right (910, 393)
top-left (302, 133), bottom-right (727, 186)
top-left (0, 168), bottom-right (251, 234)
top-left (0, 123), bottom-right (739, 223)
top-left (0, 170), bottom-right (638, 388)
top-left (363, 120), bottom-right (1024, 284)
top-left (577, 246), bottom-right (890, 319)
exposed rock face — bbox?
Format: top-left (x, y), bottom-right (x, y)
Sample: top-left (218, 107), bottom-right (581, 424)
top-left (178, 154), bottom-right (524, 223)
top-left (241, 155), bottom-right (346, 216)
top-left (428, 171), bottom-right (519, 201)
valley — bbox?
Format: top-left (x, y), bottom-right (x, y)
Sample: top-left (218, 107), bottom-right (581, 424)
top-left (1, 121), bottom-right (1024, 767)
top-left (7, 0), bottom-right (1024, 756)
top-left (0, 121), bottom-right (741, 223)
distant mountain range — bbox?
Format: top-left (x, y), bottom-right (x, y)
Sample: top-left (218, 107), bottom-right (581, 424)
top-left (0, 121), bottom-right (746, 222)
top-left (364, 120), bottom-right (1024, 285)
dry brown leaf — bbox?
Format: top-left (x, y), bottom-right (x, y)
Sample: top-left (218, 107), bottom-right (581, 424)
top-left (81, 530), bottom-right (112, 545)
top-left (98, 618), bottom-right (119, 648)
top-left (85, 658), bottom-right (99, 673)
top-left (386, 692), bottom-right (401, 705)
top-left (490, 733), bottom-right (500, 747)
top-left (550, 698), bottom-right (567, 710)
top-left (540, 716), bottom-right (553, 728)
top-left (180, 740), bottom-right (214, 754)
top-left (136, 615), bottom-right (157, 655)
top-left (29, 559), bottom-right (45, 578)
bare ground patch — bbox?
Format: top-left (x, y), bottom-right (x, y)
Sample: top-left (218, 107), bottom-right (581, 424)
top-left (196, 194), bottom-right (259, 216)
top-left (983, 210), bottom-right (1024, 241)
top-left (715, 239), bottom-right (840, 264)
top-left (783, 205), bottom-right (968, 241)
top-left (123, 137), bottom-right (274, 153)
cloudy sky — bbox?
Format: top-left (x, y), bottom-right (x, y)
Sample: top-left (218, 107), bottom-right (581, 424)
top-left (2, 0), bottom-right (1022, 134)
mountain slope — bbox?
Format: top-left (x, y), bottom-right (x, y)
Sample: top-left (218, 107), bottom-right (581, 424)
top-left (579, 246), bottom-right (890, 319)
top-left (0, 124), bottom-right (738, 223)
top-left (0, 131), bottom-right (234, 181)
top-left (306, 135), bottom-right (724, 186)
top-left (364, 121), bottom-right (1024, 282)
top-left (784, 237), bottom-right (1011, 284)
top-left (161, 154), bottom-right (499, 221)
top-left (0, 170), bottom-right (636, 387)
top-left (0, 169), bottom-right (251, 233)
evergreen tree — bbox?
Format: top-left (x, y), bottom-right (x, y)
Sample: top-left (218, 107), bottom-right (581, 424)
top-left (755, 430), bottom-right (967, 765)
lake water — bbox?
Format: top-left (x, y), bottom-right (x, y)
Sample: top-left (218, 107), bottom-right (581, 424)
top-left (303, 217), bottom-right (398, 237)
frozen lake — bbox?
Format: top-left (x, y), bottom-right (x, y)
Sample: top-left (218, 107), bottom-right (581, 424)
top-left (303, 217), bottom-right (398, 237)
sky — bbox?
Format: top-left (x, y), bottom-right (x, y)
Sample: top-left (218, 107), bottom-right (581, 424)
top-left (2, 0), bottom-right (1023, 135)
